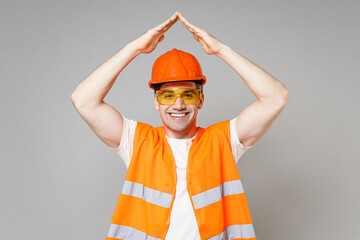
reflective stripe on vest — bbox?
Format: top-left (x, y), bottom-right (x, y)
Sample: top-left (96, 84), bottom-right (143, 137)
top-left (122, 180), bottom-right (173, 208)
top-left (107, 223), bottom-right (162, 240)
top-left (191, 179), bottom-right (244, 210)
top-left (206, 224), bottom-right (256, 240)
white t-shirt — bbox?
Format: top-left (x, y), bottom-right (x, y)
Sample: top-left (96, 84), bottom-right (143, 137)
top-left (110, 116), bottom-right (252, 240)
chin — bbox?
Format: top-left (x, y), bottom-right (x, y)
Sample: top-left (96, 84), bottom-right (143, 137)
top-left (164, 120), bottom-right (190, 132)
top-left (160, 111), bottom-right (197, 134)
top-left (168, 124), bottom-right (189, 132)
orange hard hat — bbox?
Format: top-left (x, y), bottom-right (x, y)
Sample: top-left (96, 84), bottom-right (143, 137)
top-left (148, 48), bottom-right (207, 89)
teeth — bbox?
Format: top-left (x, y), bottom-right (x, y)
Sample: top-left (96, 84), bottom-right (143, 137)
top-left (170, 113), bottom-right (186, 117)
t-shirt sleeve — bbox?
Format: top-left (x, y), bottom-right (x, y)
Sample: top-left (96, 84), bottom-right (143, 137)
top-left (230, 117), bottom-right (253, 164)
top-left (108, 114), bottom-right (137, 169)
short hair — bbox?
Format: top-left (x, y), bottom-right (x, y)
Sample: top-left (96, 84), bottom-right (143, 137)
top-left (153, 79), bottom-right (204, 94)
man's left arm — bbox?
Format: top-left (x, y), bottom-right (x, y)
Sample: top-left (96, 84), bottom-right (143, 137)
top-left (216, 45), bottom-right (290, 147)
top-left (178, 12), bottom-right (290, 147)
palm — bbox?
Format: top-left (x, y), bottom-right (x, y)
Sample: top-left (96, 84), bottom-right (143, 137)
top-left (133, 12), bottom-right (222, 55)
top-left (134, 12), bottom-right (178, 54)
top-left (177, 13), bottom-right (222, 55)
top-left (136, 30), bottom-right (164, 54)
top-left (197, 32), bottom-right (222, 55)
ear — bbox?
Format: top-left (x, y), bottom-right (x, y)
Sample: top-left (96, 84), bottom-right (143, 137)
top-left (198, 93), bottom-right (204, 110)
top-left (154, 94), bottom-right (160, 111)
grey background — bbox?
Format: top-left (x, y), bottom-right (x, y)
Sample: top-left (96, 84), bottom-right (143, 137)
top-left (1, 0), bottom-right (359, 239)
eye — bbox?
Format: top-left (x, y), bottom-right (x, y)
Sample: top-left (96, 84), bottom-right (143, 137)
top-left (159, 91), bottom-right (175, 98)
top-left (164, 93), bottom-right (175, 98)
top-left (182, 91), bottom-right (196, 98)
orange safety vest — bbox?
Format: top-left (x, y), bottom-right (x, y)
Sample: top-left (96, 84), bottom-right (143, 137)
top-left (106, 120), bottom-right (256, 240)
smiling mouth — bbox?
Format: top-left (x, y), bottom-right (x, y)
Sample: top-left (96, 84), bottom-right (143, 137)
top-left (168, 112), bottom-right (189, 119)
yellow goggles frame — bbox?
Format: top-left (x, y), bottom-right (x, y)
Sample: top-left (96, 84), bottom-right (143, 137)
top-left (156, 88), bottom-right (202, 105)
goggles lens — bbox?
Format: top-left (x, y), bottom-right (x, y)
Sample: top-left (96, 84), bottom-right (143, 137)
top-left (156, 88), bottom-right (201, 105)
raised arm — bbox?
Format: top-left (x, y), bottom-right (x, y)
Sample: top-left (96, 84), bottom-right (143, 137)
top-left (71, 12), bottom-right (179, 149)
top-left (178, 12), bottom-right (289, 147)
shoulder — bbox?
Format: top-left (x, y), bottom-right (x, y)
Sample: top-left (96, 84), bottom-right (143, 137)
top-left (196, 120), bottom-right (231, 144)
top-left (120, 116), bottom-right (159, 142)
top-left (135, 121), bottom-right (158, 133)
top-left (204, 120), bottom-right (231, 137)
top-left (207, 120), bottom-right (230, 128)
top-left (122, 116), bottom-right (137, 130)
top-left (134, 121), bottom-right (163, 140)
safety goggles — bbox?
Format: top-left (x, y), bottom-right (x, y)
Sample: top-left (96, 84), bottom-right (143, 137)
top-left (156, 88), bottom-right (202, 105)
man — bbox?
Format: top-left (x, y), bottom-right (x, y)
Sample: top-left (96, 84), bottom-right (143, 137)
top-left (71, 12), bottom-right (289, 240)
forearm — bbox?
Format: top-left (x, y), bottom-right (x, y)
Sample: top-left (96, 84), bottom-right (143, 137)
top-left (216, 44), bottom-right (289, 105)
top-left (71, 41), bottom-right (141, 109)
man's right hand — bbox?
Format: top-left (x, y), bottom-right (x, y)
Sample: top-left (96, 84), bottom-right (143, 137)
top-left (132, 11), bottom-right (179, 55)
top-left (71, 12), bottom-right (179, 151)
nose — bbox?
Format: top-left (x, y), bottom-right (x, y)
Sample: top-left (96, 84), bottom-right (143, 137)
top-left (172, 96), bottom-right (186, 110)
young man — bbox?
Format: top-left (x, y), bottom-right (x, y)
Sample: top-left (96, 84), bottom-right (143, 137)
top-left (71, 12), bottom-right (289, 240)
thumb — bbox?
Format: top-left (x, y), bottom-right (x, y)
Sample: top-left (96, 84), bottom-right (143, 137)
top-left (158, 35), bottom-right (165, 42)
top-left (193, 34), bottom-right (199, 41)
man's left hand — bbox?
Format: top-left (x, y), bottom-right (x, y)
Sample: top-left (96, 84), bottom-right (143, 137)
top-left (177, 12), bottom-right (224, 55)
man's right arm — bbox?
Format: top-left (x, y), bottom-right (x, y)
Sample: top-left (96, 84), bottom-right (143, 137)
top-left (70, 12), bottom-right (179, 149)
top-left (70, 43), bottom-right (140, 149)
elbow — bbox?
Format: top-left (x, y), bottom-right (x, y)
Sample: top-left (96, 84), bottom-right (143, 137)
top-left (275, 89), bottom-right (289, 108)
top-left (70, 91), bottom-right (79, 104)
top-left (275, 81), bottom-right (290, 106)
top-left (70, 90), bottom-right (101, 112)
top-left (257, 80), bottom-right (290, 108)
top-left (265, 88), bottom-right (290, 108)
top-left (70, 92), bottom-right (77, 102)
top-left (282, 88), bottom-right (290, 105)
top-left (70, 91), bottom-right (85, 110)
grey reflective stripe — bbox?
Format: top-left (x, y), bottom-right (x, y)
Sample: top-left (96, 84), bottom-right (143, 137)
top-left (107, 223), bottom-right (162, 240)
top-left (121, 180), bottom-right (172, 208)
top-left (191, 179), bottom-right (244, 210)
top-left (206, 224), bottom-right (256, 240)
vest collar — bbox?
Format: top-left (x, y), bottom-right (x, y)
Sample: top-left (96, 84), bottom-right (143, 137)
top-left (158, 126), bottom-right (205, 143)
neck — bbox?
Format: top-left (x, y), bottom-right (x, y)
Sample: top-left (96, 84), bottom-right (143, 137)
top-left (163, 125), bottom-right (198, 139)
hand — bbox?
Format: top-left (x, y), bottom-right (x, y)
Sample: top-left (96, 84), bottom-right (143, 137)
top-left (177, 12), bottom-right (223, 55)
top-left (132, 12), bottom-right (178, 54)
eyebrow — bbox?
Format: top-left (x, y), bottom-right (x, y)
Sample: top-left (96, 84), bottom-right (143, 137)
top-left (159, 88), bottom-right (198, 93)
top-left (161, 90), bottom-right (175, 93)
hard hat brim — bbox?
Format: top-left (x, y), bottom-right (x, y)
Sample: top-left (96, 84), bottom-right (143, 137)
top-left (149, 77), bottom-right (207, 89)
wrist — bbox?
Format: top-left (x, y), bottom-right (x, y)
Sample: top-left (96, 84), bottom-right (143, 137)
top-left (126, 40), bottom-right (143, 57)
top-left (215, 43), bottom-right (229, 58)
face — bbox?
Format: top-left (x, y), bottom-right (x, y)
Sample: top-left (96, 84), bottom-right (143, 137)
top-left (154, 81), bottom-right (204, 138)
